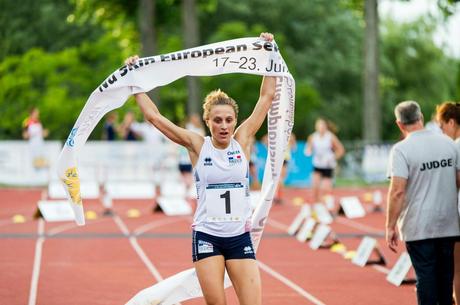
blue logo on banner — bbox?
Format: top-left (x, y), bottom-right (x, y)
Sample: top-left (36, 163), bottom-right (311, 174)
top-left (66, 128), bottom-right (78, 147)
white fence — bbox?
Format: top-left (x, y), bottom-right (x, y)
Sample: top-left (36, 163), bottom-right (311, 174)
top-left (0, 140), bottom-right (393, 187)
top-left (0, 140), bottom-right (180, 187)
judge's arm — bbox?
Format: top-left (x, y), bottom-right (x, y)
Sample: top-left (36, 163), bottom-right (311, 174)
top-left (386, 176), bottom-right (406, 253)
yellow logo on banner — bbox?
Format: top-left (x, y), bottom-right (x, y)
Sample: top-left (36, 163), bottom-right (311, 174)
top-left (61, 167), bottom-right (82, 205)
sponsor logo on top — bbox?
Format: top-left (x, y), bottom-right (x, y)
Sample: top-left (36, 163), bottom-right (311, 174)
top-left (204, 157), bottom-right (212, 166)
top-left (227, 150), bottom-right (242, 165)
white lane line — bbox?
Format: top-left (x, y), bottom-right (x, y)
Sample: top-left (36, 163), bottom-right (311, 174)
top-left (115, 215), bottom-right (184, 305)
top-left (28, 219), bottom-right (45, 305)
top-left (0, 215), bottom-right (32, 227)
top-left (334, 217), bottom-right (382, 234)
top-left (258, 260), bottom-right (326, 305)
top-left (113, 215), bottom-right (163, 281)
top-left (129, 237), bottom-right (163, 281)
top-left (268, 218), bottom-right (289, 231)
top-left (0, 218), bottom-right (14, 227)
top-left (113, 215), bottom-right (130, 236)
top-left (47, 218), bottom-right (108, 236)
top-left (134, 217), bottom-right (188, 235)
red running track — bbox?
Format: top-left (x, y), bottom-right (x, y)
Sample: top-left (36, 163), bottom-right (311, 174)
top-left (0, 187), bottom-right (416, 305)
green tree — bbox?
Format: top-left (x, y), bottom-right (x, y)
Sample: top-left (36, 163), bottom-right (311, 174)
top-left (380, 17), bottom-right (458, 139)
top-left (0, 33), bottom-right (128, 139)
top-left (0, 0), bottom-right (103, 60)
top-left (200, 0), bottom-right (363, 139)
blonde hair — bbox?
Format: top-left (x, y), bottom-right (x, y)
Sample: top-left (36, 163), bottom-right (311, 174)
top-left (202, 89), bottom-right (239, 121)
top-left (436, 101), bottom-right (460, 125)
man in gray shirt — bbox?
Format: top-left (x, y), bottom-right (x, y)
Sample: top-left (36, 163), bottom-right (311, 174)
top-left (386, 100), bottom-right (460, 305)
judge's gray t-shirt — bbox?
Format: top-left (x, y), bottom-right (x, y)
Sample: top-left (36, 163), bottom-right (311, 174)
top-left (388, 129), bottom-right (460, 242)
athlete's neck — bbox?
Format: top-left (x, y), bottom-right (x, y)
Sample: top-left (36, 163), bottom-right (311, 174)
top-left (211, 137), bottom-right (230, 150)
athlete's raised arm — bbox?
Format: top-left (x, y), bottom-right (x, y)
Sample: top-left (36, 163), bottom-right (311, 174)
top-left (235, 33), bottom-right (277, 156)
top-left (126, 56), bottom-right (203, 165)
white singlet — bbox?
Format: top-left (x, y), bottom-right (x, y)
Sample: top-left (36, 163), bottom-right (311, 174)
top-left (192, 136), bottom-right (251, 237)
top-left (311, 131), bottom-right (336, 169)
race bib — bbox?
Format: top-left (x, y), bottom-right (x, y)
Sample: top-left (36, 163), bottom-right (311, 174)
top-left (205, 183), bottom-right (246, 222)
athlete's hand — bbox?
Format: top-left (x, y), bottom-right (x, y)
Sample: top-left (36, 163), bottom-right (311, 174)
top-left (386, 227), bottom-right (399, 253)
top-left (260, 32), bottom-right (274, 42)
top-left (124, 55), bottom-right (139, 66)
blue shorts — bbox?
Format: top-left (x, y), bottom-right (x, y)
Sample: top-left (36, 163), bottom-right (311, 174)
top-left (192, 230), bottom-right (256, 262)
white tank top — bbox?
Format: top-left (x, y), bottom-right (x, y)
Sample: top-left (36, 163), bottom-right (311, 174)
top-left (311, 131), bottom-right (336, 169)
top-left (192, 136), bottom-right (251, 237)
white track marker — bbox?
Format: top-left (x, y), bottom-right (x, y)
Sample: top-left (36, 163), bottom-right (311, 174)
top-left (258, 260), bottom-right (326, 305)
top-left (372, 265), bottom-right (390, 274)
top-left (28, 219), bottom-right (45, 305)
top-left (335, 217), bottom-right (382, 234)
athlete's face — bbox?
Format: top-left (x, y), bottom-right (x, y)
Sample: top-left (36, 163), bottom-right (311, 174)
top-left (315, 119), bottom-right (327, 133)
top-left (206, 105), bottom-right (237, 148)
top-left (438, 118), bottom-right (456, 139)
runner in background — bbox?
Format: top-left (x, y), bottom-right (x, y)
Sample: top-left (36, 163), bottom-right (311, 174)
top-left (22, 107), bottom-right (49, 169)
top-left (125, 32), bottom-right (276, 305)
top-left (304, 118), bottom-right (344, 204)
top-left (436, 101), bottom-right (460, 305)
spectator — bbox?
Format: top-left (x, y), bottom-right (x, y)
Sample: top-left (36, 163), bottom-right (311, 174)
top-left (118, 111), bottom-right (137, 141)
top-left (22, 107), bottom-right (49, 169)
top-left (102, 112), bottom-right (118, 141)
top-left (131, 118), bottom-right (167, 173)
top-left (185, 113), bottom-right (206, 135)
top-left (425, 112), bottom-right (442, 134)
top-left (386, 100), bottom-right (460, 305)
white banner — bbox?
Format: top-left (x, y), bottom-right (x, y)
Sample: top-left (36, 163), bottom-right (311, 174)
top-left (56, 37), bottom-right (295, 304)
